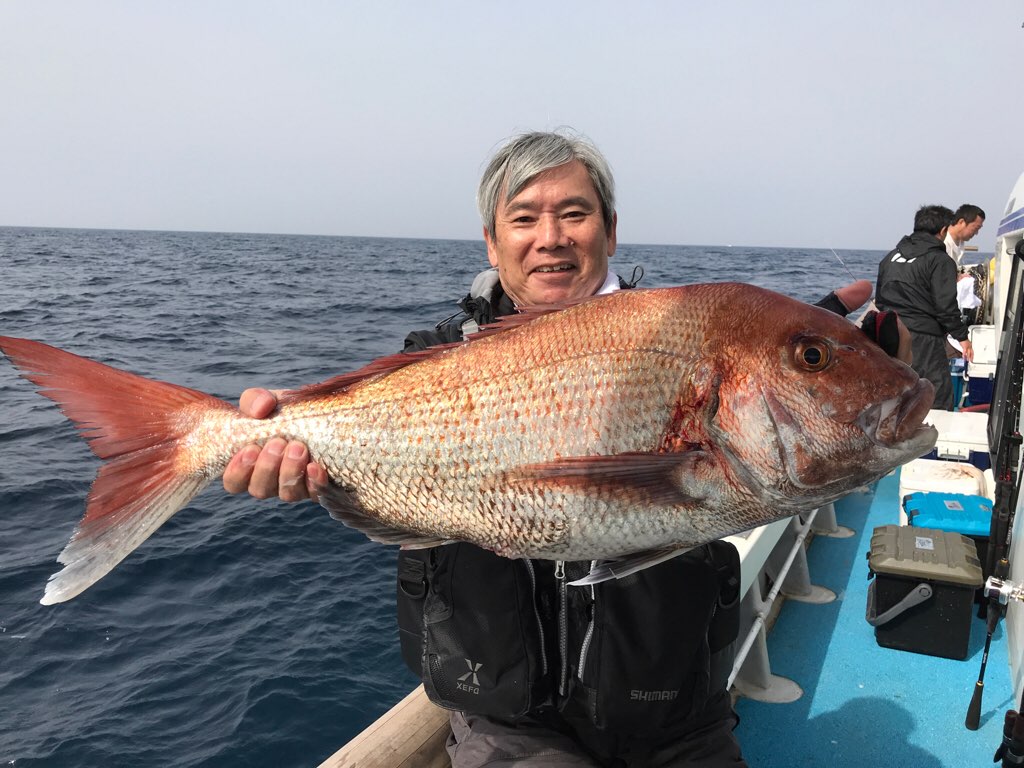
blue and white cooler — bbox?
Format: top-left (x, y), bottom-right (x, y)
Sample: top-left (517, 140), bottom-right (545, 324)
top-left (897, 458), bottom-right (987, 525)
top-left (920, 409), bottom-right (991, 470)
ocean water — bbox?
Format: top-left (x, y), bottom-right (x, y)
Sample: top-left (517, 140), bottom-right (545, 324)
top-left (0, 227), bottom-right (887, 767)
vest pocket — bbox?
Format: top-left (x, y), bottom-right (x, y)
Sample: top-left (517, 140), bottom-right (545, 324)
top-left (396, 549), bottom-right (431, 675)
top-left (401, 544), bottom-right (551, 718)
top-left (569, 547), bottom-right (730, 735)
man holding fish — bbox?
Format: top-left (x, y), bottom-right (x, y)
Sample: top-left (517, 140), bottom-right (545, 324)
top-left (1, 129), bottom-right (932, 766)
top-left (221, 131), bottom-right (922, 767)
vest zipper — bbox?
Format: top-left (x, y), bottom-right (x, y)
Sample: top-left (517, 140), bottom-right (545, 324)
top-left (525, 559), bottom-right (548, 676)
top-left (576, 561), bottom-right (598, 682)
top-left (555, 560), bottom-right (568, 696)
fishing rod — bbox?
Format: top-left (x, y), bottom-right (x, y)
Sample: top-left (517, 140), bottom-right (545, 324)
top-left (828, 248), bottom-right (860, 284)
top-left (974, 578), bottom-right (1024, 763)
top-left (966, 239), bottom-right (1024, 732)
top-left (966, 589), bottom-right (1007, 731)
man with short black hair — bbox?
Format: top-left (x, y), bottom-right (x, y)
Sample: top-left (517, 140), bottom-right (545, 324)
top-left (945, 204), bottom-right (986, 265)
top-left (876, 204), bottom-right (973, 410)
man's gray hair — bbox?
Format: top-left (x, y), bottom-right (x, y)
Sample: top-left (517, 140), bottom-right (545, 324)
top-left (477, 130), bottom-right (616, 237)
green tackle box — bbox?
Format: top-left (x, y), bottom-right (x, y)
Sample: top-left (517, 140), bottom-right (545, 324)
top-left (866, 525), bottom-right (983, 660)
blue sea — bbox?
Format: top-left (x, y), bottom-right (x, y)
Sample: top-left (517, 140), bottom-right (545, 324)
top-left (0, 227), bottom-right (889, 767)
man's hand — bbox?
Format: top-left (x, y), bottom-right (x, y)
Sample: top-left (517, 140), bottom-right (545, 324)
top-left (818, 280), bottom-right (914, 365)
top-left (222, 388), bottom-right (326, 503)
top-left (832, 280), bottom-right (873, 313)
top-left (961, 338), bottom-right (974, 364)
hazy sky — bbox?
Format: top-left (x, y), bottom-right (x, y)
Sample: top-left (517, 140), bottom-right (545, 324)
top-left (3, 2), bottom-right (1022, 249)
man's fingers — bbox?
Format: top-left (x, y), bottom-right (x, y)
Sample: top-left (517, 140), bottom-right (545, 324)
top-left (306, 462), bottom-right (327, 505)
top-left (247, 438), bottom-right (288, 499)
top-left (239, 388), bottom-right (279, 419)
top-left (223, 444), bottom-right (260, 494)
top-left (278, 441), bottom-right (313, 502)
top-left (223, 437), bottom-right (324, 503)
top-left (962, 340), bottom-right (975, 364)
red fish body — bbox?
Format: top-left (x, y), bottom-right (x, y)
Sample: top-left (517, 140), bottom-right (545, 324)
top-left (0, 283), bottom-right (937, 603)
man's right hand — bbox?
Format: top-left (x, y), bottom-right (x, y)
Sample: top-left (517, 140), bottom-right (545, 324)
top-left (223, 388), bottom-right (326, 503)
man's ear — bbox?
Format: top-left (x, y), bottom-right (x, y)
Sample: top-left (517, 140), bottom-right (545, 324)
top-left (484, 227), bottom-right (499, 267)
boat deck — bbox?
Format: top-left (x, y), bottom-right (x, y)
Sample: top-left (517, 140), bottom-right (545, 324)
top-left (734, 468), bottom-right (1013, 767)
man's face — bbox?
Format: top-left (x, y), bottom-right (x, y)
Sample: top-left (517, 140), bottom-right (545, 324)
top-left (484, 160), bottom-right (616, 308)
top-left (963, 217), bottom-right (985, 242)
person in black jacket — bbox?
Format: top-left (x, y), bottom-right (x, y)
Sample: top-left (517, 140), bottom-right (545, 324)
top-left (875, 205), bottom-right (974, 410)
top-left (222, 131), bottom-right (910, 767)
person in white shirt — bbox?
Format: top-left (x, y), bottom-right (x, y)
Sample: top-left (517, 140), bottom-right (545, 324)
top-left (944, 204), bottom-right (986, 265)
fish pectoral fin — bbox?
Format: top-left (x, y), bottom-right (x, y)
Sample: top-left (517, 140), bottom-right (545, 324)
top-left (316, 481), bottom-right (446, 548)
top-left (502, 451), bottom-right (707, 507)
top-left (570, 547), bottom-right (694, 585)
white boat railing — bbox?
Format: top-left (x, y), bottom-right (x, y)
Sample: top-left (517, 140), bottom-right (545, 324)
top-left (727, 509), bottom-right (834, 703)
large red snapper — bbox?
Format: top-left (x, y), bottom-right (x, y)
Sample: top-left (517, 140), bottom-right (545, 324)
top-left (0, 283), bottom-right (936, 604)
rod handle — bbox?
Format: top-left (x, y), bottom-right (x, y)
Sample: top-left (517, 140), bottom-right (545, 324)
top-left (966, 681), bottom-right (983, 730)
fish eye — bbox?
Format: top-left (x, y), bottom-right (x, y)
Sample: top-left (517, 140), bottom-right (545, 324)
top-left (794, 339), bottom-right (832, 372)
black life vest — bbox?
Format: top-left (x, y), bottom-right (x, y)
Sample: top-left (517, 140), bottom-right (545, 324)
top-left (397, 542), bottom-right (740, 735)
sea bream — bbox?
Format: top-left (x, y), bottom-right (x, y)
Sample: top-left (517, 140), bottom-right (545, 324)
top-left (0, 282), bottom-right (937, 604)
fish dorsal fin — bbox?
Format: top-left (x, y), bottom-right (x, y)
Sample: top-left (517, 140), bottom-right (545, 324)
top-left (279, 344), bottom-right (461, 404)
top-left (462, 294), bottom-right (604, 341)
top-left (279, 297), bottom-right (604, 404)
top-left (315, 479), bottom-right (448, 549)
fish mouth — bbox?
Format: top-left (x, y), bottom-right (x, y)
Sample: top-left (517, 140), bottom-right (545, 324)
top-left (855, 377), bottom-right (938, 450)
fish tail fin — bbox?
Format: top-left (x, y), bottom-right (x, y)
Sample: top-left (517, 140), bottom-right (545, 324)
top-left (0, 336), bottom-right (236, 604)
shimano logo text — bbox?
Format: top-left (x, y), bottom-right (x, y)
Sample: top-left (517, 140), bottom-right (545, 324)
top-left (457, 659), bottom-right (482, 695)
top-left (630, 689), bottom-right (679, 702)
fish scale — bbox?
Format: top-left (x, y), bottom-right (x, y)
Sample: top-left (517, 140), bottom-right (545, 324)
top-left (306, 351), bottom-right (685, 547)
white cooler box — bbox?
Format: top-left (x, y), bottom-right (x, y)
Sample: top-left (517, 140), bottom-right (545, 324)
top-left (969, 324), bottom-right (998, 366)
top-left (965, 325), bottom-right (998, 405)
top-left (897, 459), bottom-right (987, 525)
top-left (923, 408), bottom-right (990, 469)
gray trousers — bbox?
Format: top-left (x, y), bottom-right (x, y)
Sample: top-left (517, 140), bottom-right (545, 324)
top-left (445, 692), bottom-right (747, 768)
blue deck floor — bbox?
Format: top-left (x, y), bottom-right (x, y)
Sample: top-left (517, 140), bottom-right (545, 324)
top-left (734, 469), bottom-right (1014, 767)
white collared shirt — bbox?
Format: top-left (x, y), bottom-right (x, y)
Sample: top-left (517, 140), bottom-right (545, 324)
top-left (944, 231), bottom-right (963, 265)
top-left (597, 271), bottom-right (622, 295)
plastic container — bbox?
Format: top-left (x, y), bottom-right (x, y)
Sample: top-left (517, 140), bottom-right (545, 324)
top-left (866, 525), bottom-right (983, 660)
top-left (951, 359), bottom-right (966, 409)
top-left (897, 459), bottom-right (986, 525)
top-left (965, 324), bottom-right (997, 405)
top-left (969, 324), bottom-right (998, 366)
top-left (903, 492), bottom-right (992, 580)
top-left (966, 362), bottom-right (996, 406)
top-left (921, 409), bottom-right (991, 470)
